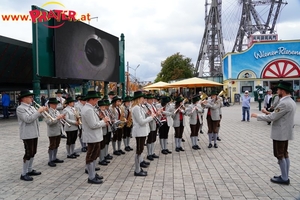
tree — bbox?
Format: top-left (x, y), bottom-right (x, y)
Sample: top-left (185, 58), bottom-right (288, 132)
top-left (154, 53), bottom-right (195, 83)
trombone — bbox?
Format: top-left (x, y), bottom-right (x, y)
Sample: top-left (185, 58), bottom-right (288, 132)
top-left (32, 101), bottom-right (55, 121)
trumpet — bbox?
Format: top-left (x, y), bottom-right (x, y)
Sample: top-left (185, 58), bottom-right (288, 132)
top-left (56, 113), bottom-right (71, 127)
top-left (173, 98), bottom-right (187, 114)
top-left (32, 101), bottom-right (55, 121)
top-left (142, 103), bottom-right (165, 128)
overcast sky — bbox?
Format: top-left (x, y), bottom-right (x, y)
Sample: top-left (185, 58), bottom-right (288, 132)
top-left (0, 0), bottom-right (299, 83)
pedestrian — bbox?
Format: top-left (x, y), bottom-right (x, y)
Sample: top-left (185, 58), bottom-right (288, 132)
top-left (241, 90), bottom-right (251, 122)
top-left (45, 98), bottom-right (65, 167)
top-left (264, 89), bottom-right (273, 125)
top-left (131, 91), bottom-right (155, 176)
top-left (17, 90), bottom-right (46, 181)
top-left (1, 91), bottom-right (10, 119)
top-left (81, 91), bottom-right (109, 184)
top-left (251, 81), bottom-right (296, 185)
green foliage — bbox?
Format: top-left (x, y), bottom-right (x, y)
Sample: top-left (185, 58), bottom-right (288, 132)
top-left (154, 53), bottom-right (195, 83)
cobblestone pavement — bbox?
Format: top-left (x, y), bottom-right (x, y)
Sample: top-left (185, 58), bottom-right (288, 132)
top-left (0, 102), bottom-right (299, 200)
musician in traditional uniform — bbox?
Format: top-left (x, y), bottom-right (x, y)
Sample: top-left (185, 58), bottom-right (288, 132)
top-left (185, 95), bottom-right (204, 150)
top-left (131, 91), bottom-right (155, 176)
top-left (55, 89), bottom-right (67, 138)
top-left (63, 97), bottom-right (79, 159)
top-left (159, 96), bottom-right (174, 155)
top-left (108, 91), bottom-right (115, 103)
top-left (17, 90), bottom-right (46, 181)
top-left (110, 96), bottom-right (126, 156)
top-left (45, 98), bottom-right (65, 167)
top-left (204, 90), bottom-right (222, 148)
top-left (172, 96), bottom-right (187, 152)
top-left (81, 91), bottom-right (109, 184)
top-left (145, 94), bottom-right (160, 160)
top-left (122, 96), bottom-right (134, 152)
top-left (75, 95), bottom-right (87, 152)
top-left (104, 99), bottom-right (114, 161)
top-left (97, 100), bottom-right (110, 166)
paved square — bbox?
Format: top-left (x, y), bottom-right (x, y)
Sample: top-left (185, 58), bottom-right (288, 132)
top-left (0, 102), bottom-right (299, 199)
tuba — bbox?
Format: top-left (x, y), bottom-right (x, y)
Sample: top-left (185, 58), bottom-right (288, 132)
top-left (200, 93), bottom-right (208, 101)
top-left (218, 89), bottom-right (228, 97)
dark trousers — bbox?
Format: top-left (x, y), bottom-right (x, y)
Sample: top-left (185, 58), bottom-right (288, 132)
top-left (48, 135), bottom-right (61, 150)
top-left (112, 129), bottom-right (123, 141)
top-left (100, 138), bottom-right (106, 150)
top-left (123, 126), bottom-right (132, 138)
top-left (206, 115), bottom-right (220, 133)
top-left (3, 106), bottom-right (9, 118)
top-left (105, 132), bottom-right (111, 145)
top-left (23, 138), bottom-right (38, 162)
top-left (147, 130), bottom-right (157, 143)
top-left (175, 121), bottom-right (184, 138)
top-left (273, 140), bottom-right (289, 160)
top-left (66, 130), bottom-right (78, 145)
top-left (136, 137), bottom-right (146, 155)
top-left (190, 119), bottom-right (200, 137)
top-left (159, 123), bottom-right (169, 139)
top-left (86, 142), bottom-right (100, 164)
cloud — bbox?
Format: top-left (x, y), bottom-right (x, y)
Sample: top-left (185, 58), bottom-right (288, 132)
top-left (0, 0), bottom-right (298, 83)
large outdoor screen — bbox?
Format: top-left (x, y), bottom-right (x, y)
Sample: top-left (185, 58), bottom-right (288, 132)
top-left (54, 20), bottom-right (119, 82)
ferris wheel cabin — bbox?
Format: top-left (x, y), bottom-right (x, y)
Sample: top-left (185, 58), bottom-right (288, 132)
top-left (248, 34), bottom-right (278, 48)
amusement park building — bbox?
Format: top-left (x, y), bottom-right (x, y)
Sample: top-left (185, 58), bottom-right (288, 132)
top-left (222, 39), bottom-right (300, 103)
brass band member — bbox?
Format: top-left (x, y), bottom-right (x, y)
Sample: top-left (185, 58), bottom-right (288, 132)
top-left (45, 98), bottom-right (65, 167)
top-left (122, 96), bottom-right (134, 152)
top-left (131, 91), bottom-right (155, 176)
top-left (55, 89), bottom-right (67, 138)
top-left (104, 99), bottom-right (113, 160)
top-left (172, 96), bottom-right (186, 152)
top-left (97, 100), bottom-right (110, 166)
top-left (75, 95), bottom-right (87, 152)
top-left (17, 90), bottom-right (46, 181)
top-left (63, 97), bottom-right (79, 159)
top-left (204, 90), bottom-right (222, 148)
top-left (185, 95), bottom-right (204, 150)
top-left (145, 94), bottom-right (160, 161)
top-left (110, 96), bottom-right (125, 156)
top-left (159, 96), bottom-right (174, 155)
top-left (81, 91), bottom-right (109, 184)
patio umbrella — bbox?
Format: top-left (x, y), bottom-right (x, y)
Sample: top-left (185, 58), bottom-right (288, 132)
top-left (143, 81), bottom-right (170, 90)
top-left (164, 77), bottom-right (223, 88)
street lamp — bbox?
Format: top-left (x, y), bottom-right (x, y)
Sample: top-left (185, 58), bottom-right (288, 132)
top-left (88, 16), bottom-right (98, 24)
top-left (129, 64), bottom-right (140, 82)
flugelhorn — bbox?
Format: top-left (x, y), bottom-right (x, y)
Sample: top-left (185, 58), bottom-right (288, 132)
top-left (71, 107), bottom-right (82, 125)
top-left (32, 101), bottom-right (55, 121)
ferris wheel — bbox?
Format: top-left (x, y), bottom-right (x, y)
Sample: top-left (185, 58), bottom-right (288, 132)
top-left (221, 0), bottom-right (288, 53)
